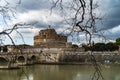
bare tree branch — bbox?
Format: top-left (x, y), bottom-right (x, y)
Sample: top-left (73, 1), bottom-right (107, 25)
top-left (50, 0), bottom-right (104, 80)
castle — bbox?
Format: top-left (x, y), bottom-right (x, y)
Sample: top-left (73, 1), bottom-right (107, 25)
top-left (7, 28), bottom-right (85, 53)
top-left (34, 28), bottom-right (72, 48)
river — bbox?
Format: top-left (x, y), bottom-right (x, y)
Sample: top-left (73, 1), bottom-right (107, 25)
top-left (0, 64), bottom-right (120, 80)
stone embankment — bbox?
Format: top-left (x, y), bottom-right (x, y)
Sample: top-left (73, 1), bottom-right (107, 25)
top-left (0, 51), bottom-right (120, 69)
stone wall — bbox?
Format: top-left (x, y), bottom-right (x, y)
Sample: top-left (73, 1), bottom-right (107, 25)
top-left (59, 51), bottom-right (120, 63)
top-left (34, 28), bottom-right (72, 48)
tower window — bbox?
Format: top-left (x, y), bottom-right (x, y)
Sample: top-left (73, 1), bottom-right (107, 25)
top-left (42, 32), bottom-right (46, 38)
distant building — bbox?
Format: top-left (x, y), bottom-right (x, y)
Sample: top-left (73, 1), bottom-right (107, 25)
top-left (34, 28), bottom-right (72, 48)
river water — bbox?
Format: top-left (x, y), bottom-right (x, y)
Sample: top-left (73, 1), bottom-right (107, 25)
top-left (0, 64), bottom-right (120, 80)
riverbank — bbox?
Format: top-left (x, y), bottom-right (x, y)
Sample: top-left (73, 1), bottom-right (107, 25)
top-left (36, 61), bottom-right (120, 66)
top-left (1, 61), bottom-right (120, 70)
top-left (37, 62), bottom-right (91, 65)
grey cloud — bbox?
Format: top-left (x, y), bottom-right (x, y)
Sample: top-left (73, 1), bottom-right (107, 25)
top-left (104, 31), bottom-right (120, 40)
top-left (10, 0), bottom-right (120, 31)
top-left (24, 17), bottom-right (67, 29)
top-left (20, 30), bottom-right (32, 34)
top-left (11, 0), bottom-right (120, 42)
top-left (18, 0), bottom-right (51, 12)
top-left (27, 20), bottom-right (48, 28)
top-left (101, 0), bottom-right (120, 30)
top-left (104, 19), bottom-right (120, 30)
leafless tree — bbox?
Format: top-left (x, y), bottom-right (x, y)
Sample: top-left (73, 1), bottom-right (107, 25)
top-left (0, 0), bottom-right (20, 45)
top-left (50, 0), bottom-right (102, 44)
top-left (0, 1), bottom-right (31, 79)
top-left (50, 0), bottom-right (104, 80)
top-left (0, 4), bottom-right (33, 69)
top-left (0, 0), bottom-right (33, 46)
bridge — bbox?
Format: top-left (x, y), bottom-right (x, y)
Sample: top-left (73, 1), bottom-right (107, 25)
top-left (0, 50), bottom-right (59, 69)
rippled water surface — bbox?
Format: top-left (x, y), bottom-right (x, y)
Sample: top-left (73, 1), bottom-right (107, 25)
top-left (0, 64), bottom-right (120, 80)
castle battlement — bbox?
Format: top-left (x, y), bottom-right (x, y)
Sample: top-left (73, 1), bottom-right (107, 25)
top-left (34, 28), bottom-right (72, 48)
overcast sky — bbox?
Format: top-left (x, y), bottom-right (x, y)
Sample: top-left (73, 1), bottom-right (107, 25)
top-left (1, 0), bottom-right (120, 45)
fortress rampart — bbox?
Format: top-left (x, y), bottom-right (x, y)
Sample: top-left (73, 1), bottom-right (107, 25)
top-left (34, 28), bottom-right (72, 48)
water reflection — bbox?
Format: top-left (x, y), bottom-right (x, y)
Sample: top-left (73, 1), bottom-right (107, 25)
top-left (20, 73), bottom-right (33, 80)
top-left (0, 64), bottom-right (120, 80)
top-left (18, 66), bottom-right (34, 80)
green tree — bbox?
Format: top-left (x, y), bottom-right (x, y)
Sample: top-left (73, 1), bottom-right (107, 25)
top-left (92, 43), bottom-right (106, 51)
top-left (106, 42), bottom-right (119, 51)
top-left (116, 38), bottom-right (120, 45)
top-left (72, 44), bottom-right (78, 48)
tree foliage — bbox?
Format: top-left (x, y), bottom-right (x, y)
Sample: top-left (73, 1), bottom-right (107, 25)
top-left (116, 38), bottom-right (120, 45)
top-left (72, 44), bottom-right (78, 48)
top-left (106, 42), bottom-right (119, 51)
top-left (84, 42), bottom-right (119, 51)
top-left (92, 43), bottom-right (106, 51)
